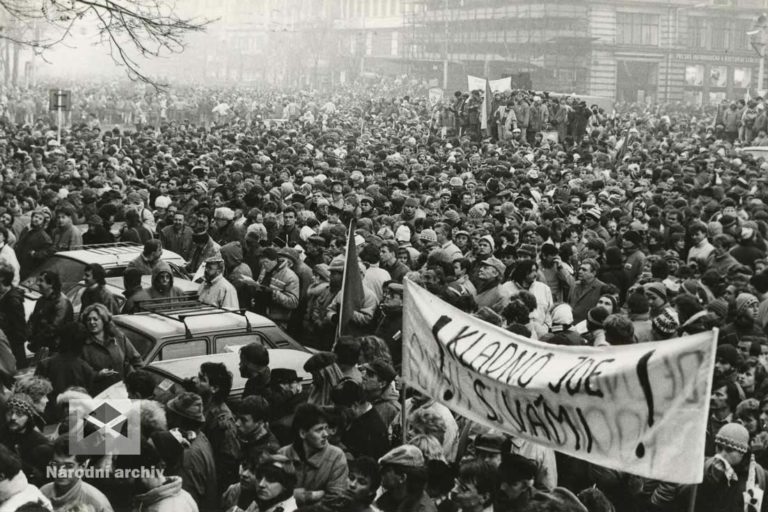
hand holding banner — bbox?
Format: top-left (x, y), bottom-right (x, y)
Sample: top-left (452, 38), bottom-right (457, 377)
top-left (402, 279), bottom-right (716, 484)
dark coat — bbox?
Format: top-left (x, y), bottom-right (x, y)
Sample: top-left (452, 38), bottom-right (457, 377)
top-left (0, 287), bottom-right (26, 367)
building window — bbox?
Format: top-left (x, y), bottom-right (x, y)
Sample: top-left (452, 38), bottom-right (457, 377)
top-left (734, 68), bottom-right (752, 89)
top-left (391, 31), bottom-right (399, 56)
top-left (685, 65), bottom-right (705, 87)
top-left (688, 18), bottom-right (750, 51)
top-left (616, 13), bottom-right (659, 46)
top-left (710, 66), bottom-right (727, 88)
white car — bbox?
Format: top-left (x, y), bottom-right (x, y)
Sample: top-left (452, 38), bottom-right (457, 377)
top-left (98, 349), bottom-right (312, 405)
top-left (21, 243), bottom-right (188, 319)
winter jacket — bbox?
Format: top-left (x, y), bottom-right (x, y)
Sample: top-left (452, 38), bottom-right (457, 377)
top-left (198, 274), bottom-right (239, 309)
top-left (82, 329), bottom-right (143, 394)
top-left (0, 426), bottom-right (53, 486)
top-left (278, 443), bottom-right (349, 500)
top-left (132, 476), bottom-right (198, 512)
top-left (529, 103), bottom-right (550, 132)
top-left (36, 353), bottom-right (95, 405)
top-left (0, 472), bottom-right (51, 512)
top-left (327, 284), bottom-right (379, 336)
top-left (0, 287), bottom-right (26, 368)
top-left (0, 244), bottom-right (19, 286)
top-left (203, 401), bottom-right (240, 495)
top-left (81, 285), bottom-right (121, 316)
top-left (41, 478), bottom-right (114, 512)
top-left (255, 261), bottom-right (299, 323)
top-left (160, 224), bottom-right (194, 261)
top-left (15, 226), bottom-right (52, 278)
top-left (28, 292), bottom-right (74, 352)
top-left (180, 433), bottom-right (217, 511)
top-left (122, 261), bottom-right (185, 313)
top-left (52, 225), bottom-right (83, 252)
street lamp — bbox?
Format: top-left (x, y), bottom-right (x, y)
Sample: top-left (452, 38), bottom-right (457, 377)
top-left (749, 13), bottom-right (768, 94)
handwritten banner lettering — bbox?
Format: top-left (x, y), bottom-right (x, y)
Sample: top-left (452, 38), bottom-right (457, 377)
top-left (403, 280), bottom-right (716, 484)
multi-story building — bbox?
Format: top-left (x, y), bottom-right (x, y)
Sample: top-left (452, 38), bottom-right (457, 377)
top-left (401, 0), bottom-right (768, 104)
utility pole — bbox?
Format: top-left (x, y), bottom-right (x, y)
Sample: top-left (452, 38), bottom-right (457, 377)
top-left (442, 0), bottom-right (448, 89)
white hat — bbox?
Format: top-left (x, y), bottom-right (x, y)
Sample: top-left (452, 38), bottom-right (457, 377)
top-left (214, 207), bottom-right (235, 221)
top-left (155, 196), bottom-right (171, 209)
top-left (551, 304), bottom-right (574, 327)
top-left (395, 225), bottom-right (411, 242)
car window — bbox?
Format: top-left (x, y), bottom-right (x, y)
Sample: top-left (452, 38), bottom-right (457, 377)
top-left (21, 257), bottom-right (85, 292)
top-left (215, 333), bottom-right (267, 354)
top-left (157, 339), bottom-right (207, 362)
top-left (258, 326), bottom-right (300, 349)
top-left (121, 328), bottom-right (156, 360)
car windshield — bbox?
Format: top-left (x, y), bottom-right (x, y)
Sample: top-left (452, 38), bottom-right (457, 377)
top-left (121, 328), bottom-right (156, 360)
top-left (21, 257), bottom-right (86, 293)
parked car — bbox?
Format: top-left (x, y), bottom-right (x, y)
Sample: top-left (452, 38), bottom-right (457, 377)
top-left (20, 243), bottom-right (188, 318)
top-left (23, 274), bottom-right (199, 319)
top-left (741, 146), bottom-right (768, 160)
top-left (98, 349), bottom-right (312, 405)
top-left (112, 299), bottom-right (308, 365)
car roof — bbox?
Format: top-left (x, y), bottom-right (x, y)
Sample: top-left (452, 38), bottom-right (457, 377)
top-left (148, 349), bottom-right (312, 390)
top-left (96, 348), bottom-right (311, 400)
top-left (55, 245), bottom-right (185, 268)
top-left (113, 306), bottom-right (282, 339)
top-left (104, 275), bottom-right (199, 293)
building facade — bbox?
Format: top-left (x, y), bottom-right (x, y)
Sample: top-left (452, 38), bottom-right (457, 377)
top-left (401, 0), bottom-right (768, 104)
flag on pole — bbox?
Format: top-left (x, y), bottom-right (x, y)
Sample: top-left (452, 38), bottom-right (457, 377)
top-left (481, 78), bottom-right (492, 131)
top-left (337, 219), bottom-right (365, 338)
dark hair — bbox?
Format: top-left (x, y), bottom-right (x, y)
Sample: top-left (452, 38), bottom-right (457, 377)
top-left (458, 459), bottom-right (498, 504)
top-left (200, 362), bottom-right (232, 403)
top-left (143, 239), bottom-right (162, 256)
top-left (503, 299), bottom-right (530, 325)
top-left (540, 243), bottom-right (558, 256)
top-left (605, 247), bottom-right (623, 266)
top-left (498, 453), bottom-right (536, 483)
top-left (292, 403), bottom-right (327, 437)
top-left (674, 294), bottom-right (703, 323)
top-left (124, 370), bottom-right (156, 399)
top-left (712, 379), bottom-right (741, 413)
top-left (334, 336), bottom-right (362, 366)
top-left (651, 259), bottom-right (669, 279)
top-left (0, 443), bottom-right (22, 480)
top-left (454, 257), bottom-right (471, 273)
top-left (38, 270), bottom-right (62, 295)
top-left (238, 396), bottom-right (270, 423)
top-left (123, 267), bottom-right (143, 290)
top-left (349, 456), bottom-right (382, 503)
top-left (509, 260), bottom-right (537, 285)
top-left (84, 263), bottom-right (107, 286)
top-left (240, 343), bottom-right (269, 366)
top-left (331, 379), bottom-right (366, 407)
top-left (0, 262), bottom-right (14, 287)
top-left (57, 322), bottom-right (87, 355)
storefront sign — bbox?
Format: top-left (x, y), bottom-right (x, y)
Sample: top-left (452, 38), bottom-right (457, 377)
top-left (674, 53), bottom-right (758, 64)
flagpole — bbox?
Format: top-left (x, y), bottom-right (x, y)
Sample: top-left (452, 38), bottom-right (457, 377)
top-left (335, 219), bottom-right (355, 345)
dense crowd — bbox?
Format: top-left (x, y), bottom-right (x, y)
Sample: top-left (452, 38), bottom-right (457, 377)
top-left (0, 77), bottom-right (766, 512)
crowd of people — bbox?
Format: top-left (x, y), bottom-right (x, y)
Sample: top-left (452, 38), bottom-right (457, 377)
top-left (0, 76), bottom-right (766, 512)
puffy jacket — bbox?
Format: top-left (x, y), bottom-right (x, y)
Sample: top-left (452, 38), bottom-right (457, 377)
top-left (256, 261), bottom-right (299, 323)
top-left (132, 476), bottom-right (198, 512)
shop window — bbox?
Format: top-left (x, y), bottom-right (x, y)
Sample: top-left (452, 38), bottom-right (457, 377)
top-left (734, 68), bottom-right (752, 89)
top-left (616, 13), bottom-right (659, 46)
top-left (709, 66), bottom-right (728, 88)
top-left (685, 65), bottom-right (705, 87)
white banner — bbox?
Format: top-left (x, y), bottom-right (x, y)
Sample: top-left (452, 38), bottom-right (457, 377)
top-left (428, 88), bottom-right (444, 106)
top-left (467, 75), bottom-right (511, 93)
top-left (403, 280), bottom-right (717, 484)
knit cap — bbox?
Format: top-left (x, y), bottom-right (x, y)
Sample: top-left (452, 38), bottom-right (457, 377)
top-left (736, 293), bottom-right (759, 316)
top-left (479, 234), bottom-right (495, 250)
top-left (707, 298), bottom-right (729, 319)
top-left (419, 229), bottom-right (438, 244)
top-left (652, 308), bottom-right (679, 336)
top-left (644, 282), bottom-right (668, 302)
top-left (715, 423), bottom-right (750, 454)
top-left (395, 225), bottom-right (411, 242)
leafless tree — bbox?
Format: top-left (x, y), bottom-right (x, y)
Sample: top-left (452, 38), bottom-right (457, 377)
top-left (0, 0), bottom-right (213, 88)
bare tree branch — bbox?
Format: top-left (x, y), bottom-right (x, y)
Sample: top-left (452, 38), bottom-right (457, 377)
top-left (0, 0), bottom-right (214, 89)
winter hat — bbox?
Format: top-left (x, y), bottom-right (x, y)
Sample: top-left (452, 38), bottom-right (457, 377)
top-left (720, 215), bottom-right (739, 230)
top-left (7, 393), bottom-right (39, 418)
top-left (736, 293), bottom-right (759, 316)
top-left (587, 307), bottom-right (609, 329)
top-left (395, 225), bottom-right (412, 242)
top-left (379, 444), bottom-right (425, 469)
top-left (626, 292), bottom-right (650, 315)
top-left (716, 344), bottom-right (743, 368)
top-left (644, 282), bottom-right (668, 302)
top-left (419, 229), bottom-right (438, 244)
top-left (623, 230), bottom-right (643, 247)
top-left (551, 304), bottom-right (574, 328)
top-left (479, 234), bottom-right (495, 250)
top-left (707, 298), bottom-right (729, 319)
top-left (652, 308), bottom-right (679, 336)
top-left (166, 392), bottom-right (206, 424)
top-left (303, 351), bottom-right (337, 373)
top-left (715, 423), bottom-right (750, 454)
